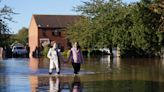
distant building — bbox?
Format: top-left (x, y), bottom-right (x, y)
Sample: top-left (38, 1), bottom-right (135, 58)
top-left (28, 15), bottom-right (81, 57)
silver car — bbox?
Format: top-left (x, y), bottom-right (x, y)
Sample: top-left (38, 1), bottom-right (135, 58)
top-left (12, 46), bottom-right (27, 55)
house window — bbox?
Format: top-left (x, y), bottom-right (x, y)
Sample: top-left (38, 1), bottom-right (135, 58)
top-left (40, 38), bottom-right (50, 47)
top-left (42, 29), bottom-right (47, 37)
top-left (52, 29), bottom-right (61, 36)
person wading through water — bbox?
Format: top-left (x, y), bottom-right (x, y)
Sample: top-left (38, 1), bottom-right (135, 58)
top-left (67, 42), bottom-right (84, 75)
top-left (47, 41), bottom-right (66, 75)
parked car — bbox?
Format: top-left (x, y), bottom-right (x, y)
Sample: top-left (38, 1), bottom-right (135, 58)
top-left (99, 48), bottom-right (111, 54)
top-left (12, 46), bottom-right (27, 56)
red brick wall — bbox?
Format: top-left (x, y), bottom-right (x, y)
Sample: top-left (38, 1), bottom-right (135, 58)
top-left (38, 28), bottom-right (68, 50)
top-left (29, 16), bottom-right (39, 57)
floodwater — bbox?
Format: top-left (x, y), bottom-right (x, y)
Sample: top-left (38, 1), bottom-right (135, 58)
top-left (0, 56), bottom-right (163, 92)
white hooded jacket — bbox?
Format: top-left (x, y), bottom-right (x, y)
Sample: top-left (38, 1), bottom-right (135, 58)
top-left (47, 48), bottom-right (59, 61)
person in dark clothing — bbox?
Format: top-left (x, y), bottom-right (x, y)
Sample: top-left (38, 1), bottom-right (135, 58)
top-left (67, 42), bottom-right (84, 74)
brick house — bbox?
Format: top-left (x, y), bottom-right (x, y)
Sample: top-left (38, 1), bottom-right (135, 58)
top-left (28, 15), bottom-right (81, 57)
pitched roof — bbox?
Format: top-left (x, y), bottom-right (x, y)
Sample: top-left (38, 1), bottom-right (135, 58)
top-left (33, 15), bottom-right (82, 28)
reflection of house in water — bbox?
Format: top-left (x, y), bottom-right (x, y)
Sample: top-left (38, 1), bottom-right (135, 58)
top-left (28, 15), bottom-right (82, 57)
top-left (29, 57), bottom-right (49, 71)
top-left (29, 57), bottom-right (39, 71)
top-left (29, 76), bottom-right (80, 92)
top-left (29, 76), bottom-right (50, 92)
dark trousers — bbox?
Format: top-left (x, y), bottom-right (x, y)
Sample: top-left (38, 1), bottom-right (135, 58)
top-left (72, 62), bottom-right (81, 74)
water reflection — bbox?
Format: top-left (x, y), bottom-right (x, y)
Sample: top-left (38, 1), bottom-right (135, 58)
top-left (162, 59), bottom-right (164, 70)
top-left (84, 80), bottom-right (164, 92)
top-left (29, 57), bottom-right (39, 71)
top-left (71, 76), bottom-right (82, 92)
top-left (49, 76), bottom-right (60, 92)
top-left (29, 57), bottom-right (49, 71)
top-left (0, 57), bottom-right (3, 61)
top-left (29, 75), bottom-right (83, 92)
top-left (49, 76), bottom-right (83, 92)
top-left (29, 76), bottom-right (38, 92)
top-left (99, 55), bottom-right (121, 73)
top-left (29, 75), bottom-right (164, 92)
top-left (0, 56), bottom-right (163, 92)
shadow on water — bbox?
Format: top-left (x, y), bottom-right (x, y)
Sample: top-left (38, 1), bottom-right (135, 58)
top-left (0, 56), bottom-right (163, 92)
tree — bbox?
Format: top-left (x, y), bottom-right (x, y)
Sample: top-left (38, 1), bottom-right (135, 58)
top-left (109, 0), bottom-right (162, 56)
top-left (67, 0), bottom-right (163, 57)
top-left (0, 1), bottom-right (16, 47)
top-left (68, 0), bottom-right (126, 55)
top-left (15, 27), bottom-right (28, 45)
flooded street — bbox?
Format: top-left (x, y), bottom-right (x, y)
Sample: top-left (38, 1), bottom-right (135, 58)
top-left (0, 56), bottom-right (163, 92)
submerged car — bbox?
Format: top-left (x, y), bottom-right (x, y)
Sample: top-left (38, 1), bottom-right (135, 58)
top-left (12, 46), bottom-right (27, 55)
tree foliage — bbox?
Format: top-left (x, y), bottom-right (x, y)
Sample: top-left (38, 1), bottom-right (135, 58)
top-left (67, 0), bottom-right (164, 57)
top-left (0, 1), bottom-right (16, 47)
top-left (15, 27), bottom-right (28, 45)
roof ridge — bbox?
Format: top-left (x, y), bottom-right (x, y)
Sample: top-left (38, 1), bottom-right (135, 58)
top-left (32, 14), bottom-right (82, 28)
top-left (33, 14), bottom-right (81, 16)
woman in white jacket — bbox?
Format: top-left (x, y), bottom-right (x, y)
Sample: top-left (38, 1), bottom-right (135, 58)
top-left (47, 41), bottom-right (65, 75)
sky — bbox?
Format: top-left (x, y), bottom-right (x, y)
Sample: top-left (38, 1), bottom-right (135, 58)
top-left (1, 0), bottom-right (139, 34)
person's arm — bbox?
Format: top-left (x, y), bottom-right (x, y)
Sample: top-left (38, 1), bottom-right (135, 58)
top-left (58, 51), bottom-right (66, 63)
top-left (47, 48), bottom-right (52, 59)
top-left (67, 50), bottom-right (72, 62)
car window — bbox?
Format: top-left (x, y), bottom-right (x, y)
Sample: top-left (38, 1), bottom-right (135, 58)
top-left (16, 47), bottom-right (24, 49)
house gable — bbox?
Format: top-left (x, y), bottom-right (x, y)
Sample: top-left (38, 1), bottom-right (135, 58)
top-left (28, 14), bottom-right (82, 57)
top-left (28, 15), bottom-right (39, 57)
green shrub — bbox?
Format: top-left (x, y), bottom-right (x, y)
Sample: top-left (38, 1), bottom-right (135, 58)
top-left (42, 45), bottom-right (50, 57)
top-left (61, 50), bottom-right (70, 58)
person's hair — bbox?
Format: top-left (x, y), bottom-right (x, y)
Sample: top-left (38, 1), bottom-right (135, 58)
top-left (50, 41), bottom-right (56, 47)
top-left (76, 42), bottom-right (81, 50)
